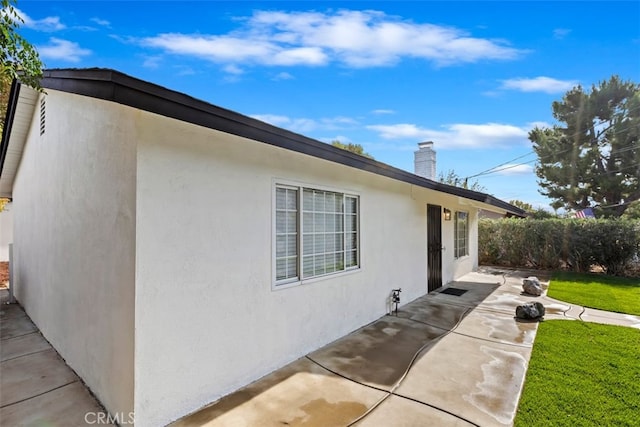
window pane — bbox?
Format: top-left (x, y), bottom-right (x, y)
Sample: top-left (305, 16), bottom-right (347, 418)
top-left (314, 191), bottom-right (325, 211)
top-left (314, 213), bottom-right (325, 232)
top-left (346, 232), bottom-right (357, 250)
top-left (326, 193), bottom-right (336, 212)
top-left (326, 213), bottom-right (335, 230)
top-left (275, 186), bottom-right (298, 282)
top-left (303, 212), bottom-right (313, 232)
top-left (276, 213), bottom-right (286, 233)
top-left (276, 259), bottom-right (287, 280)
top-left (286, 235), bottom-right (297, 255)
top-left (292, 188), bottom-right (359, 280)
top-left (346, 250), bottom-right (357, 267)
top-left (302, 256), bottom-right (314, 278)
top-left (287, 212), bottom-right (297, 233)
top-left (314, 254), bottom-right (326, 275)
top-left (303, 189), bottom-right (314, 211)
top-left (346, 215), bottom-right (356, 232)
top-left (276, 188), bottom-right (287, 209)
top-left (303, 234), bottom-right (314, 255)
top-left (345, 197), bottom-right (357, 214)
top-left (276, 235), bottom-right (286, 257)
top-left (314, 234), bottom-right (325, 253)
top-left (326, 254), bottom-right (336, 272)
top-left (326, 233), bottom-right (336, 251)
top-left (286, 258), bottom-right (297, 278)
top-left (286, 190), bottom-right (297, 210)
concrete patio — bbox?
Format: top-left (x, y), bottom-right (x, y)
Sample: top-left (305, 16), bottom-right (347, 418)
top-left (2, 268), bottom-right (638, 426)
top-left (170, 268), bottom-right (639, 427)
top-left (171, 268), bottom-right (546, 427)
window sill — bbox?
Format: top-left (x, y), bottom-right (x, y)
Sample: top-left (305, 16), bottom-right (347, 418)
top-left (272, 267), bottom-right (361, 291)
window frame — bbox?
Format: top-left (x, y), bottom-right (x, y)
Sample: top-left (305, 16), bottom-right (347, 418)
top-left (273, 181), bottom-right (360, 289)
top-left (454, 210), bottom-right (469, 259)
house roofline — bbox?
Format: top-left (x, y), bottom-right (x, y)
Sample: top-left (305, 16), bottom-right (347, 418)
top-left (1, 68), bottom-right (525, 216)
top-left (0, 79), bottom-right (21, 201)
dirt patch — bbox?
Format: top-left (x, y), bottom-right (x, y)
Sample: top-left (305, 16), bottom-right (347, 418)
top-left (0, 261), bottom-right (8, 287)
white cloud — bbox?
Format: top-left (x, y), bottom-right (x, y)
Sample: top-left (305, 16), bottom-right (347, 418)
top-left (367, 122), bottom-right (531, 149)
top-left (371, 109), bottom-right (395, 115)
top-left (223, 64), bottom-right (244, 75)
top-left (500, 76), bottom-right (578, 94)
top-left (38, 38), bottom-right (91, 62)
top-left (141, 10), bottom-right (525, 68)
top-left (13, 8), bottom-right (65, 32)
top-left (492, 164), bottom-right (534, 176)
top-left (142, 33), bottom-right (328, 66)
top-left (142, 55), bottom-right (162, 69)
top-left (90, 17), bottom-right (111, 28)
top-left (251, 114), bottom-right (358, 133)
top-left (251, 114), bottom-right (293, 127)
top-left (272, 71), bottom-right (294, 80)
top-left (553, 28), bottom-right (571, 39)
top-left (321, 135), bottom-right (353, 143)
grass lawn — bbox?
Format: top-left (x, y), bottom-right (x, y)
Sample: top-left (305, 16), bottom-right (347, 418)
top-left (547, 271), bottom-right (640, 315)
top-left (515, 320), bottom-right (640, 427)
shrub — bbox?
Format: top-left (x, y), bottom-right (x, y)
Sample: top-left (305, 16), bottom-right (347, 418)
top-left (479, 218), bottom-right (640, 276)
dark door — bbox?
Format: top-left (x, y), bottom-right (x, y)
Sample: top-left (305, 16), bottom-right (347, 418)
top-left (427, 204), bottom-right (443, 292)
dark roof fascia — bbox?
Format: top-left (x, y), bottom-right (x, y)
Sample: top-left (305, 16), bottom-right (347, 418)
top-left (36, 68), bottom-right (525, 217)
top-left (0, 79), bottom-right (21, 199)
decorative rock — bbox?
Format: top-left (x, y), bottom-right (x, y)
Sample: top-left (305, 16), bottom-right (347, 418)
top-left (515, 302), bottom-right (546, 320)
top-left (522, 276), bottom-right (543, 296)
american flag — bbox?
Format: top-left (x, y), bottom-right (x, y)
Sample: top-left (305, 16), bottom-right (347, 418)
top-left (574, 208), bottom-right (595, 219)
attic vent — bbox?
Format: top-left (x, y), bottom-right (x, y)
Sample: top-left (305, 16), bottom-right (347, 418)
top-left (39, 98), bottom-right (46, 135)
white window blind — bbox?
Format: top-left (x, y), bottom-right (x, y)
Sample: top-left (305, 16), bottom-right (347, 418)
top-left (275, 185), bottom-right (359, 285)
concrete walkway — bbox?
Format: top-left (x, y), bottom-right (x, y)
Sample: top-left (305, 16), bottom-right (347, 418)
top-left (2, 269), bottom-right (637, 427)
top-left (0, 288), bottom-right (113, 426)
top-left (170, 268), bottom-right (640, 427)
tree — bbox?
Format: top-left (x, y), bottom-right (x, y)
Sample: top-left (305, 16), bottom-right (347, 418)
top-left (331, 140), bottom-right (374, 159)
top-left (508, 199), bottom-right (556, 218)
top-left (530, 76), bottom-right (640, 217)
top-left (1, 0), bottom-right (43, 89)
top-left (509, 199), bottom-right (534, 211)
top-left (621, 200), bottom-right (640, 220)
top-left (1, 0), bottom-right (44, 133)
top-left (438, 169), bottom-right (486, 192)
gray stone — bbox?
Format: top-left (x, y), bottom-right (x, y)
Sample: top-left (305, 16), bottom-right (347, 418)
top-left (515, 302), bottom-right (545, 320)
top-left (522, 277), bottom-right (542, 296)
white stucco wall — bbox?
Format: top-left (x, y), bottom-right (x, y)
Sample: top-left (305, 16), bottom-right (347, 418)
top-left (0, 202), bottom-right (12, 261)
top-left (11, 90), bottom-right (136, 420)
top-left (133, 112), bottom-right (482, 426)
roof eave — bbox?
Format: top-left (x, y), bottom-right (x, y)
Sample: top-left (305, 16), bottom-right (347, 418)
top-left (1, 68), bottom-right (527, 217)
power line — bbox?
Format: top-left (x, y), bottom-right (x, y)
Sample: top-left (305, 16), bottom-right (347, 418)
top-left (465, 112), bottom-right (640, 180)
top-left (467, 136), bottom-right (639, 180)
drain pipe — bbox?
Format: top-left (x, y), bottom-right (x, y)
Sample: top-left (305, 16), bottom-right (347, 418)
top-left (390, 288), bottom-right (401, 316)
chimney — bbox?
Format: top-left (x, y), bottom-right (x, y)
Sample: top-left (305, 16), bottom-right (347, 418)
top-left (414, 141), bottom-right (436, 180)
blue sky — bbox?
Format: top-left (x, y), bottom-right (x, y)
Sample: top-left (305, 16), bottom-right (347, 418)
top-left (14, 1), bottom-right (640, 210)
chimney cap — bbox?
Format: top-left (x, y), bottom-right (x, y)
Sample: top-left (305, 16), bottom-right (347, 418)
top-left (418, 141), bottom-right (434, 148)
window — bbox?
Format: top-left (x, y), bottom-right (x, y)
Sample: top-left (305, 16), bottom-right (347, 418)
top-left (275, 185), bottom-right (359, 285)
top-left (454, 211), bottom-right (468, 258)
top-left (275, 187), bottom-right (299, 282)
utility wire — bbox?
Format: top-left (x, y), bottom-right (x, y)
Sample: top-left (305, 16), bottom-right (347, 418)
top-left (464, 115), bottom-right (640, 180)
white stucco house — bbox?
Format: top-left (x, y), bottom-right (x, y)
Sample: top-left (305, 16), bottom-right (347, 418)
top-left (0, 69), bottom-right (524, 426)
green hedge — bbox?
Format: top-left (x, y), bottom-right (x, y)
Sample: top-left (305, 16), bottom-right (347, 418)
top-left (478, 218), bottom-right (640, 276)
